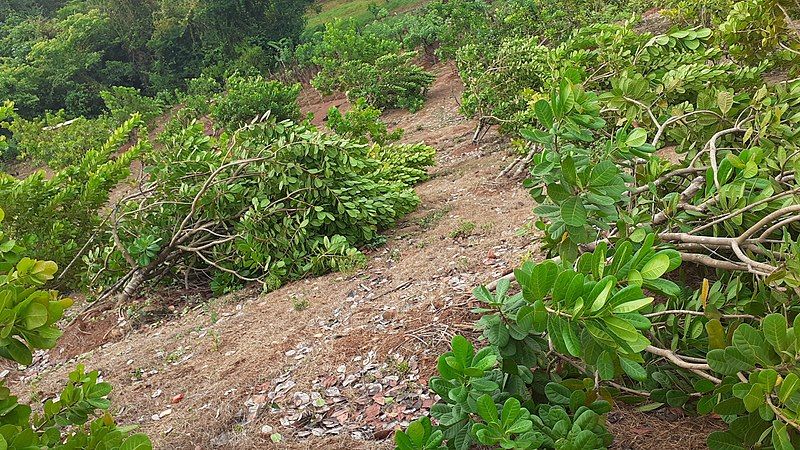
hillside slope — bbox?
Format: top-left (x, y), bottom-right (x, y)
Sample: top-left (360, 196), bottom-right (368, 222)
top-left (13, 64), bottom-right (720, 450)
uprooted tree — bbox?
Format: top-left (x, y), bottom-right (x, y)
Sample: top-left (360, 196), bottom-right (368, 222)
top-left (86, 116), bottom-right (435, 302)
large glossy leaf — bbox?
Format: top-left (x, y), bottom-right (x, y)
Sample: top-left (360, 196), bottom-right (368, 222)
top-left (561, 197), bottom-right (587, 227)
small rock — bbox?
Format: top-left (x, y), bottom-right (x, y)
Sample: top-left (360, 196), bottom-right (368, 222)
top-left (171, 393), bottom-right (184, 404)
top-left (260, 424), bottom-right (274, 435)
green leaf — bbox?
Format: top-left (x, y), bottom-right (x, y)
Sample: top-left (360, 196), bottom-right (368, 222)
top-left (596, 351), bottom-right (615, 380)
top-left (561, 197), bottom-right (587, 227)
top-left (625, 128), bottom-right (648, 147)
top-left (476, 394), bottom-right (498, 423)
top-left (707, 431), bottom-right (747, 450)
top-left (562, 155), bottom-right (578, 186)
top-left (779, 373), bottom-right (799, 404)
top-left (535, 100), bottom-right (554, 129)
top-left (733, 323), bottom-right (775, 366)
top-left (642, 278), bottom-right (681, 297)
top-left (619, 358), bottom-right (647, 381)
top-left (742, 384), bottom-right (765, 412)
top-left (589, 276), bottom-right (615, 313)
top-left (762, 314), bottom-right (789, 353)
top-left (4, 337), bottom-right (32, 365)
top-left (451, 335), bottom-right (474, 367)
top-left (717, 91), bottom-right (734, 115)
top-left (743, 160), bottom-right (758, 178)
top-left (640, 253), bottom-right (670, 280)
top-left (772, 421), bottom-right (793, 450)
top-left (545, 383), bottom-right (571, 405)
top-left (627, 269), bottom-right (643, 286)
top-left (23, 302), bottom-right (48, 330)
top-left (524, 261), bottom-right (560, 302)
top-left (666, 390), bottom-right (689, 407)
top-left (707, 348), bottom-right (754, 375)
top-left (611, 297), bottom-right (653, 314)
top-left (501, 397), bottom-right (522, 428)
top-left (602, 316), bottom-right (640, 342)
top-left (121, 434), bottom-right (153, 450)
top-left (564, 321), bottom-right (582, 357)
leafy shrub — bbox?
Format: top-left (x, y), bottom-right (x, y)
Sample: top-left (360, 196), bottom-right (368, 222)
top-left (0, 100), bottom-right (13, 163)
top-left (402, 6), bottom-right (800, 449)
top-left (89, 117), bottom-right (434, 299)
top-left (0, 208), bottom-right (152, 448)
top-left (186, 75), bottom-right (223, 98)
top-left (211, 75), bottom-right (301, 131)
top-left (718, 0), bottom-right (799, 66)
top-left (326, 98), bottom-right (404, 145)
top-left (100, 86), bottom-right (164, 124)
top-left (303, 20), bottom-right (434, 111)
top-left (662, 0), bottom-right (734, 25)
top-left (0, 0), bottom-right (312, 117)
top-left (8, 112), bottom-right (119, 170)
top-left (0, 114), bottom-right (146, 288)
top-left (370, 143), bottom-right (436, 185)
top-left (314, 51), bottom-right (434, 112)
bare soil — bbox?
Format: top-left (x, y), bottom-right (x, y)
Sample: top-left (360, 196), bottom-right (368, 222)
top-left (10, 63), bottom-right (721, 449)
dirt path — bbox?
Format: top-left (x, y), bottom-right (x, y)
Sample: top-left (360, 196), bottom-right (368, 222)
top-left (13, 63), bottom-right (718, 449)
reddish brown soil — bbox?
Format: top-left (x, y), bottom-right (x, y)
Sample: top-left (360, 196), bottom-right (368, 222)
top-left (11, 63), bottom-right (721, 449)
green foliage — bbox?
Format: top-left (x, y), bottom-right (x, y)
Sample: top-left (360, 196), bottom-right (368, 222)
top-left (0, 365), bottom-right (152, 449)
top-left (395, 416), bottom-right (446, 450)
top-left (701, 315), bottom-right (800, 449)
top-left (0, 212), bottom-right (70, 365)
top-left (327, 98), bottom-right (403, 145)
top-left (303, 20), bottom-right (434, 111)
top-left (91, 117), bottom-right (433, 296)
top-left (402, 332), bottom-right (613, 450)
top-left (402, 3), bottom-right (800, 449)
top-left (718, 0), bottom-right (799, 67)
top-left (0, 207), bottom-right (151, 448)
top-left (662, 0), bottom-right (734, 25)
top-left (100, 86), bottom-right (164, 124)
top-left (0, 101), bottom-right (13, 162)
top-left (370, 142), bottom-right (436, 186)
top-left (0, 114), bottom-right (146, 288)
top-left (0, 6), bottom-right (134, 117)
top-left (8, 112), bottom-right (119, 170)
top-left (0, 0), bottom-right (313, 117)
top-left (211, 75), bottom-right (301, 131)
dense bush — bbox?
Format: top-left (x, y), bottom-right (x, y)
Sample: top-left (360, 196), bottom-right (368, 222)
top-left (0, 114), bottom-right (146, 288)
top-left (7, 113), bottom-right (120, 170)
top-left (399, 2), bottom-right (800, 449)
top-left (302, 20), bottom-right (435, 111)
top-left (0, 207), bottom-right (151, 448)
top-left (0, 101), bottom-right (13, 162)
top-left (0, 0), bottom-right (314, 118)
top-left (326, 98), bottom-right (403, 145)
top-left (88, 117), bottom-right (435, 299)
top-left (211, 75), bottom-right (302, 131)
top-left (100, 86), bottom-right (164, 124)
top-left (718, 0), bottom-right (798, 67)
